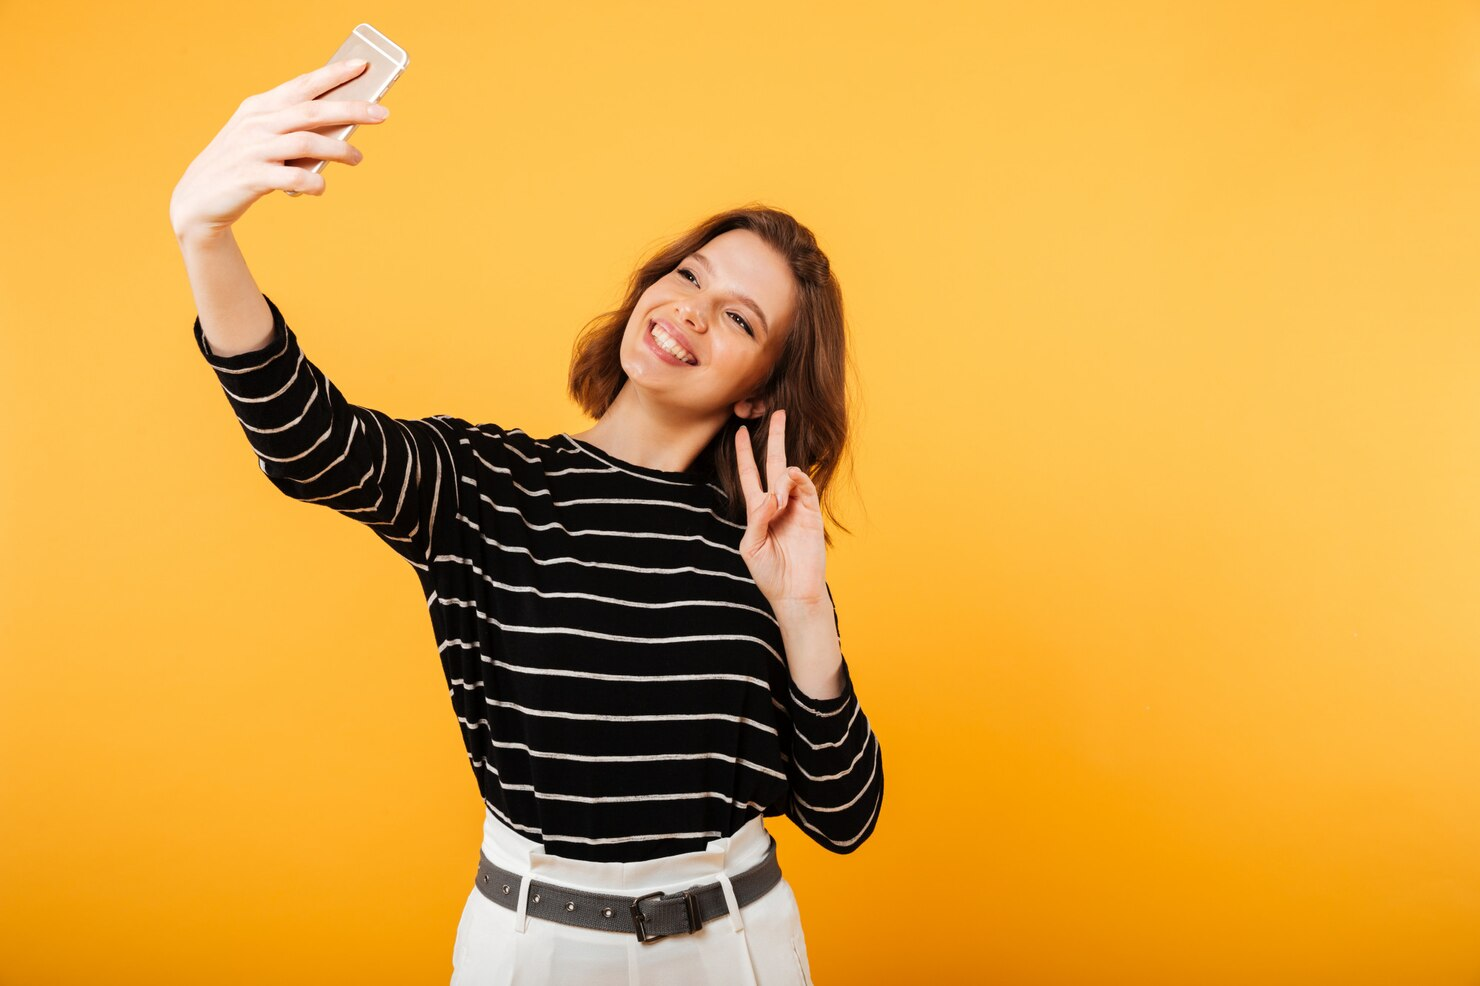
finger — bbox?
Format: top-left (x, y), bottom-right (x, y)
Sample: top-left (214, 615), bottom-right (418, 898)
top-left (266, 131), bottom-right (363, 166)
top-left (735, 425), bottom-right (765, 510)
top-left (788, 465), bottom-right (818, 508)
top-left (739, 485), bottom-right (780, 557)
top-left (262, 59), bottom-right (368, 111)
top-left (767, 410), bottom-right (789, 511)
top-left (274, 99), bottom-right (386, 141)
top-left (776, 475), bottom-right (793, 513)
top-left (265, 162), bottom-right (326, 197)
top-left (754, 489), bottom-right (781, 537)
top-left (304, 59), bottom-right (369, 99)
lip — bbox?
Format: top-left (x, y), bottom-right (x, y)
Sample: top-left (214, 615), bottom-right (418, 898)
top-left (644, 325), bottom-right (694, 366)
top-left (648, 318), bottom-right (700, 365)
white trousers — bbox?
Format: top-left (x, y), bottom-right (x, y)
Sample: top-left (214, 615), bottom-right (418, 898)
top-left (450, 807), bottom-right (816, 985)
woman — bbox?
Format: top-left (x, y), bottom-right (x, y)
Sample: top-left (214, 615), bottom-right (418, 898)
top-left (172, 58), bottom-right (884, 985)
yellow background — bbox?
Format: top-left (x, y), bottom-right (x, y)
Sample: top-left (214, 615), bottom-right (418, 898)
top-left (3, 1), bottom-right (1479, 983)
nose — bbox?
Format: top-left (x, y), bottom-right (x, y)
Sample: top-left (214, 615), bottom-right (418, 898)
top-left (674, 303), bottom-right (708, 334)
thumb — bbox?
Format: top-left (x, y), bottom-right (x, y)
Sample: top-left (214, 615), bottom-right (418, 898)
top-left (744, 491), bottom-right (780, 549)
top-left (757, 490), bottom-right (782, 530)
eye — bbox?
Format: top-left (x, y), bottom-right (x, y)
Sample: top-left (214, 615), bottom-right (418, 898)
top-left (674, 268), bottom-right (755, 337)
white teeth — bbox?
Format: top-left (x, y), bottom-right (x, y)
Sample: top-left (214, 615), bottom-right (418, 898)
top-left (650, 323), bottom-right (696, 364)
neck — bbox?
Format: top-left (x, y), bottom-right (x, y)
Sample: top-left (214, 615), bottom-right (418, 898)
top-left (570, 384), bottom-right (730, 474)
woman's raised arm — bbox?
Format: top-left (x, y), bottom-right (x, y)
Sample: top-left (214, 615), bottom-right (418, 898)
top-left (190, 293), bottom-right (466, 574)
top-left (172, 61), bottom-right (463, 571)
top-left (171, 57), bottom-right (388, 353)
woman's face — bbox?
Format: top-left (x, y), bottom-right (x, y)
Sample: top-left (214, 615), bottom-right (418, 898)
top-left (619, 228), bottom-right (797, 421)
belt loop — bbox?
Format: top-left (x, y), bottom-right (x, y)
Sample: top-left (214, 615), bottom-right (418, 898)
top-left (715, 870), bottom-right (744, 932)
top-left (514, 850), bottom-right (534, 934)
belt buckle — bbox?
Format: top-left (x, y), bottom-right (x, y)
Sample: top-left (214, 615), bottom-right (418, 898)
top-left (630, 888), bottom-right (703, 943)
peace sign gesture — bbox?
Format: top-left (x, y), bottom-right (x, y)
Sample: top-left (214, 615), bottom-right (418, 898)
top-left (734, 409), bottom-right (828, 608)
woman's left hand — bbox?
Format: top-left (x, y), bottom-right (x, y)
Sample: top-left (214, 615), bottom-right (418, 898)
top-left (735, 409), bottom-right (827, 608)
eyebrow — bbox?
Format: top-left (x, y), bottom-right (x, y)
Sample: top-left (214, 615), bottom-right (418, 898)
top-left (690, 252), bottom-right (771, 337)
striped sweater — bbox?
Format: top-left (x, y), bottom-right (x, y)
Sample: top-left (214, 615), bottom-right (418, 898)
top-left (192, 294), bottom-right (883, 862)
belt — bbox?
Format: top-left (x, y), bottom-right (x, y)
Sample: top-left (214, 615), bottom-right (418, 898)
top-left (474, 835), bottom-right (783, 943)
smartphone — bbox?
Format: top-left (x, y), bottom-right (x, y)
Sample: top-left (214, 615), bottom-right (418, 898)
top-left (283, 23), bottom-right (408, 195)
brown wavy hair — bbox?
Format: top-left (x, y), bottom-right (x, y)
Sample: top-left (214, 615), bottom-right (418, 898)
top-left (567, 204), bottom-right (857, 546)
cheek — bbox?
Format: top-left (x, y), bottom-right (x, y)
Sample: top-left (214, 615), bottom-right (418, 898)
top-left (623, 318), bottom-right (647, 358)
top-left (741, 342), bottom-right (776, 376)
top-left (725, 349), bottom-right (772, 390)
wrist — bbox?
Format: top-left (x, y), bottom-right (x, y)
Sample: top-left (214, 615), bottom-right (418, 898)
top-left (790, 652), bottom-right (846, 701)
top-left (174, 221), bottom-right (234, 248)
top-left (771, 595), bottom-right (830, 621)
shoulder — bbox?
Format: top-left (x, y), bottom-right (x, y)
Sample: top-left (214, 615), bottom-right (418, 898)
top-left (429, 420), bottom-right (561, 462)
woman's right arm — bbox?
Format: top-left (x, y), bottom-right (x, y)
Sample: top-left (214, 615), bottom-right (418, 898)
top-left (171, 57), bottom-right (386, 355)
top-left (176, 229), bottom-right (275, 356)
top-left (188, 293), bottom-right (469, 573)
top-left (174, 60), bottom-right (466, 573)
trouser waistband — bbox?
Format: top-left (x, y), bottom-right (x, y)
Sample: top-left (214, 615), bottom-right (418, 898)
top-left (474, 834), bottom-right (783, 942)
top-left (474, 806), bottom-right (780, 939)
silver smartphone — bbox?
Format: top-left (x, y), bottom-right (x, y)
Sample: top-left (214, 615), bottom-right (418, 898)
top-left (283, 23), bottom-right (408, 195)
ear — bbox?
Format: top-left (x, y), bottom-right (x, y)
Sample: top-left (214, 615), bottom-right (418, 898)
top-left (732, 395), bottom-right (767, 420)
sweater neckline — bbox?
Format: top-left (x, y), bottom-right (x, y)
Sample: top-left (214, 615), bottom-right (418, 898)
top-left (558, 434), bottom-right (708, 486)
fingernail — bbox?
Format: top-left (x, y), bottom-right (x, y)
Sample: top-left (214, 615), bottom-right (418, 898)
top-left (368, 104), bottom-right (390, 120)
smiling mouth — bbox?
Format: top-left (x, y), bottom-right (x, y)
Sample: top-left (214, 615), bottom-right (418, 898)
top-left (649, 321), bottom-right (698, 365)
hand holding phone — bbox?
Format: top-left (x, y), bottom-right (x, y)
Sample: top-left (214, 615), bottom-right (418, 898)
top-left (168, 24), bottom-right (408, 238)
top-left (283, 24), bottom-right (409, 195)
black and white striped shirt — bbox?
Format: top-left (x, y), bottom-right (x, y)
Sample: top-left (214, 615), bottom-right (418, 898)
top-left (193, 294), bottom-right (883, 862)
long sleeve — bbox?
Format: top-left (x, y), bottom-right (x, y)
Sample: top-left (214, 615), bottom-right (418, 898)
top-left (783, 594), bottom-right (884, 853)
top-left (192, 292), bottom-right (464, 573)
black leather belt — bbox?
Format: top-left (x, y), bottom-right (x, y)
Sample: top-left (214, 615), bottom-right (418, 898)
top-left (474, 835), bottom-right (783, 943)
